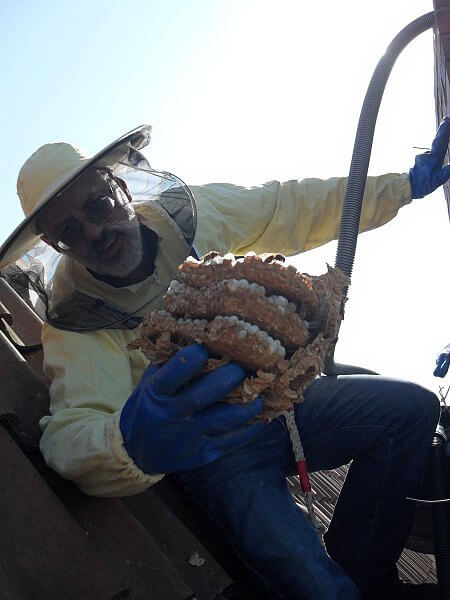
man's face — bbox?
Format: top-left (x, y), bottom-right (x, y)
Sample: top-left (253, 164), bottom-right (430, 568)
top-left (37, 168), bottom-right (144, 278)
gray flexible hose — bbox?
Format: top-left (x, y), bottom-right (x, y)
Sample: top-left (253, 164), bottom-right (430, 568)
top-left (335, 11), bottom-right (435, 277)
top-left (324, 11), bottom-right (435, 376)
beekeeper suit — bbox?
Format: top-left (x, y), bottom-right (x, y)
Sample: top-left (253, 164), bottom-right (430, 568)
top-left (2, 122), bottom-right (447, 600)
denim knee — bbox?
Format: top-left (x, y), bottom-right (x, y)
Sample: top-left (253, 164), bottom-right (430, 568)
top-left (398, 382), bottom-right (440, 428)
top-left (371, 379), bottom-right (439, 432)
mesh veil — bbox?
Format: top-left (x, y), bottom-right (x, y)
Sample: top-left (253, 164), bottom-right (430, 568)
top-left (0, 128), bottom-right (197, 331)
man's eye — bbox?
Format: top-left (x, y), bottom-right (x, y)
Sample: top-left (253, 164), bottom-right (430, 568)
top-left (87, 196), bottom-right (115, 220)
top-left (59, 221), bottom-right (80, 244)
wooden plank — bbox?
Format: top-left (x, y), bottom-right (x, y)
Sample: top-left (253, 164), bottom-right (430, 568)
top-left (0, 330), bottom-right (49, 446)
top-left (124, 485), bottom-right (234, 600)
top-left (0, 278), bottom-right (47, 383)
top-left (0, 425), bottom-right (127, 600)
top-left (153, 478), bottom-right (257, 596)
top-left (0, 277), bottom-right (43, 348)
top-left (0, 300), bottom-right (12, 324)
top-left (39, 463), bottom-right (194, 600)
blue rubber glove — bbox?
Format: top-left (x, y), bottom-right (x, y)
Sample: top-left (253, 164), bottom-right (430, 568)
top-left (433, 343), bottom-right (450, 378)
top-left (119, 344), bottom-right (264, 473)
top-left (409, 117), bottom-right (450, 199)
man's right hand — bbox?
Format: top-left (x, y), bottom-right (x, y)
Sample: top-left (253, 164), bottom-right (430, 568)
top-left (119, 344), bottom-right (264, 474)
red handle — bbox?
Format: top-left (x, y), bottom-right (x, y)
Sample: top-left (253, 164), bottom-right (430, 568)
top-left (296, 459), bottom-right (311, 493)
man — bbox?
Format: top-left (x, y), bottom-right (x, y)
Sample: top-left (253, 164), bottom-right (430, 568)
top-left (1, 120), bottom-right (449, 599)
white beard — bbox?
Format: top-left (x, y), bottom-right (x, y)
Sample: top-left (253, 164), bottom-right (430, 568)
top-left (78, 208), bottom-right (144, 278)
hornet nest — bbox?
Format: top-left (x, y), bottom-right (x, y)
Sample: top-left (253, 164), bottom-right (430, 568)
top-left (129, 252), bottom-right (349, 420)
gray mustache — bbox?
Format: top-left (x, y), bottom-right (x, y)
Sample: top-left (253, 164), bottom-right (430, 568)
top-left (90, 220), bottom-right (135, 257)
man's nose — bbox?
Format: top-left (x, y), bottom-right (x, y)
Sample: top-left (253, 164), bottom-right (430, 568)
top-left (82, 221), bottom-right (103, 240)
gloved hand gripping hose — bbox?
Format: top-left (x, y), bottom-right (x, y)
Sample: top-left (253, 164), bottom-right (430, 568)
top-left (434, 343), bottom-right (450, 378)
top-left (324, 11), bottom-right (436, 376)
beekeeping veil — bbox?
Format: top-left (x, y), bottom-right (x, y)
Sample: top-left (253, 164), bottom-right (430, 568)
top-left (0, 125), bottom-right (197, 331)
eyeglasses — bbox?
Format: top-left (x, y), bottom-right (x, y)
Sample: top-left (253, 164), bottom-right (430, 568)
top-left (53, 181), bottom-right (121, 251)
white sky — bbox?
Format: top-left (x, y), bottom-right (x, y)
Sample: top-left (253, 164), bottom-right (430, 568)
top-left (0, 0), bottom-right (449, 394)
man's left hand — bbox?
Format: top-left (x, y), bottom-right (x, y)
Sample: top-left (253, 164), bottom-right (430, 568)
top-left (409, 117), bottom-right (450, 199)
top-left (434, 343), bottom-right (450, 378)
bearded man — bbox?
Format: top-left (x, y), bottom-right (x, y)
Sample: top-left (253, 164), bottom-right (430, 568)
top-left (1, 121), bottom-right (448, 600)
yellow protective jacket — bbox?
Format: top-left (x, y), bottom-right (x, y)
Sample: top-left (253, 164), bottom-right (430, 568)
top-left (39, 174), bottom-right (412, 497)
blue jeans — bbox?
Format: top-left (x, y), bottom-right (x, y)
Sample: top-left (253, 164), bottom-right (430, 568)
top-left (174, 375), bottom-right (440, 599)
